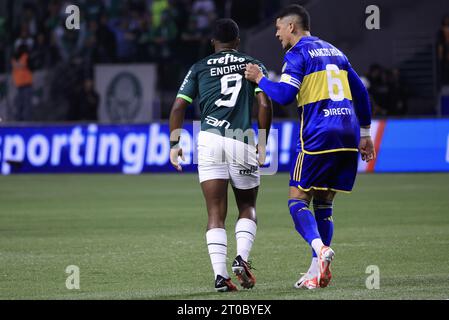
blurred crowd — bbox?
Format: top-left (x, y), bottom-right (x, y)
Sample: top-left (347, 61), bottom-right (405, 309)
top-left (363, 64), bottom-right (408, 117)
top-left (5, 0), bottom-right (277, 121)
top-left (4, 1), bottom-right (448, 122)
top-left (8, 0), bottom-right (275, 68)
top-left (437, 14), bottom-right (449, 87)
top-left (358, 14), bottom-right (449, 118)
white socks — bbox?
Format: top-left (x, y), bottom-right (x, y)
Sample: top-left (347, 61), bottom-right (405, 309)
top-left (206, 228), bottom-right (229, 279)
top-left (308, 257), bottom-right (319, 277)
top-left (311, 238), bottom-right (324, 258)
top-left (206, 219), bottom-right (257, 280)
top-left (307, 239), bottom-right (324, 278)
top-left (235, 218), bottom-right (257, 262)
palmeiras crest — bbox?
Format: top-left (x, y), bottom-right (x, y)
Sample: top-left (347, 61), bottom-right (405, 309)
top-left (106, 72), bottom-right (142, 122)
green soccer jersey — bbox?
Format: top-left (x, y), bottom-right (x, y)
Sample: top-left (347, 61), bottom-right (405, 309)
top-left (176, 49), bottom-right (268, 138)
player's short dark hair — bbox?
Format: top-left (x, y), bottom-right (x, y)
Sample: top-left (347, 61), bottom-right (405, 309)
top-left (212, 18), bottom-right (239, 43)
top-left (277, 4), bottom-right (311, 31)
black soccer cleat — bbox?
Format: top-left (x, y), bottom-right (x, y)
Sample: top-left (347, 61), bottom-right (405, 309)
top-left (231, 255), bottom-right (256, 289)
top-left (215, 275), bottom-right (238, 292)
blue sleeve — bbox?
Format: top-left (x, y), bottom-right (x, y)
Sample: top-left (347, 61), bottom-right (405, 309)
top-left (253, 60), bottom-right (269, 94)
top-left (258, 77), bottom-right (299, 105)
top-left (347, 66), bottom-right (371, 127)
top-left (257, 50), bottom-right (304, 105)
top-left (279, 50), bottom-right (305, 89)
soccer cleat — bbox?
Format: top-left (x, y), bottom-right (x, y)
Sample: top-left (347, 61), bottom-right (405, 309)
top-left (215, 275), bottom-right (238, 292)
top-left (294, 273), bottom-right (319, 289)
top-left (318, 246), bottom-right (335, 288)
top-left (231, 255), bottom-right (256, 289)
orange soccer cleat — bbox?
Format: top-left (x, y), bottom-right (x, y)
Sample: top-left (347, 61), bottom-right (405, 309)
top-left (318, 246), bottom-right (335, 288)
top-left (231, 255), bottom-right (256, 289)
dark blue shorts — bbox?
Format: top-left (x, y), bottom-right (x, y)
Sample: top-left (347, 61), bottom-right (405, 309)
top-left (289, 151), bottom-right (359, 193)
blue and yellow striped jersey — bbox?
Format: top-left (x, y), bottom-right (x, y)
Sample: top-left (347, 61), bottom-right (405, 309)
top-left (281, 36), bottom-right (360, 154)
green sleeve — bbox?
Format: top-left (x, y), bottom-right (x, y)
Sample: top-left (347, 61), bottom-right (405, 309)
top-left (177, 65), bottom-right (198, 103)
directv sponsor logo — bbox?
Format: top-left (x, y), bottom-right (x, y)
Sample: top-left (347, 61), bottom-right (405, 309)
top-left (323, 107), bottom-right (352, 117)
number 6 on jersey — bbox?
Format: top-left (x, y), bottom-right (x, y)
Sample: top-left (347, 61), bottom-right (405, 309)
top-left (326, 64), bottom-right (345, 102)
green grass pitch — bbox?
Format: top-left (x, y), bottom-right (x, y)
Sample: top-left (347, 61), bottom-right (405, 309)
top-left (1, 173), bottom-right (448, 299)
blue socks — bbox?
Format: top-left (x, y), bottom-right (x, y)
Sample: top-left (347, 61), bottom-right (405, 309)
top-left (312, 200), bottom-right (334, 257)
top-left (288, 199), bottom-right (321, 245)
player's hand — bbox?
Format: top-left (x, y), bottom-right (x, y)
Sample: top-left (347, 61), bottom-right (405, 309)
top-left (170, 147), bottom-right (185, 172)
top-left (359, 136), bottom-right (376, 162)
top-left (256, 143), bottom-right (266, 166)
top-left (245, 63), bottom-right (263, 84)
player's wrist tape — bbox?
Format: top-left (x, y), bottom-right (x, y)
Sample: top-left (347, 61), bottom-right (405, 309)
top-left (170, 140), bottom-right (180, 149)
top-left (360, 127), bottom-right (371, 137)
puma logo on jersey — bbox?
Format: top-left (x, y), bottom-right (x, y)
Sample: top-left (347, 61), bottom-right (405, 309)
top-left (180, 70), bottom-right (192, 91)
top-left (205, 116), bottom-right (231, 129)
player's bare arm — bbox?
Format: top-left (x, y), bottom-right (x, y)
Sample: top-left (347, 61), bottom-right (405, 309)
top-left (346, 63), bottom-right (375, 163)
top-left (359, 127), bottom-right (376, 162)
top-left (255, 92), bottom-right (272, 166)
top-left (169, 97), bottom-right (188, 171)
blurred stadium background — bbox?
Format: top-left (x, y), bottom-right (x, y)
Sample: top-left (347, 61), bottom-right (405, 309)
top-left (0, 0), bottom-right (449, 299)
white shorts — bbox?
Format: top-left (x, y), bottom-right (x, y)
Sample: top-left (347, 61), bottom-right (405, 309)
top-left (197, 131), bottom-right (260, 190)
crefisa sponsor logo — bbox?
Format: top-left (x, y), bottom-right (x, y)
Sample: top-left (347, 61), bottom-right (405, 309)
top-left (207, 53), bottom-right (245, 65)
